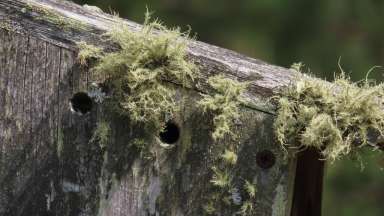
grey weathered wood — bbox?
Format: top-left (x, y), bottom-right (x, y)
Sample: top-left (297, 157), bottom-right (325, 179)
top-left (0, 0), bottom-right (324, 215)
top-left (0, 0), bottom-right (294, 111)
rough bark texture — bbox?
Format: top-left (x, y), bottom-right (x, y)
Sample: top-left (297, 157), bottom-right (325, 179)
top-left (0, 0), bottom-right (300, 215)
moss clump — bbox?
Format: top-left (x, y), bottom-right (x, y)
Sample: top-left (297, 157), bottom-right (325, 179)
top-left (81, 12), bottom-right (198, 131)
top-left (197, 76), bottom-right (255, 215)
top-left (275, 65), bottom-right (384, 161)
top-left (198, 75), bottom-right (249, 140)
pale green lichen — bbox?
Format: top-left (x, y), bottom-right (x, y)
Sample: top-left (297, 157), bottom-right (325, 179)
top-left (220, 149), bottom-right (237, 165)
top-left (0, 19), bottom-right (12, 32)
top-left (76, 42), bottom-right (103, 66)
top-left (244, 180), bottom-right (256, 198)
top-left (210, 166), bottom-right (231, 188)
top-left (90, 121), bottom-right (111, 149)
top-left (238, 200), bottom-right (253, 215)
top-left (76, 10), bottom-right (259, 215)
top-left (199, 74), bottom-right (256, 214)
top-left (80, 11), bottom-right (198, 131)
top-left (275, 64), bottom-right (384, 161)
top-left (198, 75), bottom-right (249, 140)
top-left (57, 127), bottom-right (64, 158)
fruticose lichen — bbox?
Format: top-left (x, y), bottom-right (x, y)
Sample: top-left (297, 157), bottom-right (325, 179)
top-left (90, 121), bottom-right (111, 149)
top-left (197, 76), bottom-right (255, 215)
top-left (84, 12), bottom-right (198, 131)
top-left (275, 64), bottom-right (384, 162)
top-left (76, 42), bottom-right (103, 66)
top-left (0, 19), bottom-right (12, 32)
top-left (198, 75), bottom-right (249, 140)
top-left (76, 10), bottom-right (258, 215)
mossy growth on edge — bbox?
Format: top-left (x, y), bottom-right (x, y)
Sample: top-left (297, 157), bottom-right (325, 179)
top-left (24, 2), bottom-right (90, 31)
top-left (76, 11), bottom-right (257, 215)
top-left (274, 63), bottom-right (384, 162)
top-left (79, 11), bottom-right (198, 131)
top-left (198, 75), bottom-right (249, 140)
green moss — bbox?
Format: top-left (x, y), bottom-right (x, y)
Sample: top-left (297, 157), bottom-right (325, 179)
top-left (275, 65), bottom-right (384, 161)
top-left (198, 75), bottom-right (249, 140)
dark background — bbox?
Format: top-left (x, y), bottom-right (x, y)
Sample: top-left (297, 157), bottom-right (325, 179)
top-left (72, 0), bottom-right (384, 215)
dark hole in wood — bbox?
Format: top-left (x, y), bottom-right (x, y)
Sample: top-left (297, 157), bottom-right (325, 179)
top-left (256, 150), bottom-right (276, 169)
top-left (70, 92), bottom-right (93, 114)
top-left (159, 121), bottom-right (180, 144)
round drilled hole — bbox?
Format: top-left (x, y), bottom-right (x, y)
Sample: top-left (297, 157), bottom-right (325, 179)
top-left (70, 92), bottom-right (93, 115)
top-left (159, 121), bottom-right (180, 144)
top-left (256, 150), bottom-right (276, 169)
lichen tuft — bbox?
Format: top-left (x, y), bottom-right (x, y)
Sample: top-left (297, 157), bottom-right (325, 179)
top-left (79, 11), bottom-right (198, 131)
top-left (275, 65), bottom-right (384, 161)
top-left (198, 75), bottom-right (248, 140)
top-left (90, 121), bottom-right (111, 149)
top-left (76, 42), bottom-right (103, 66)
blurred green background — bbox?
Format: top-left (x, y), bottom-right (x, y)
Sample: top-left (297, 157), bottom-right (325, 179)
top-left (73, 0), bottom-right (384, 215)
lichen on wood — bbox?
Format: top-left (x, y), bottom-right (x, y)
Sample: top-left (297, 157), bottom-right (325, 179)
top-left (78, 11), bottom-right (198, 132)
top-left (75, 10), bottom-right (277, 216)
top-left (198, 75), bottom-right (249, 140)
top-left (274, 63), bottom-right (384, 162)
top-left (24, 1), bottom-right (90, 31)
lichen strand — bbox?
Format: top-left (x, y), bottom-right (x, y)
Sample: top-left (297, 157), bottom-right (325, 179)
top-left (0, 19), bottom-right (12, 32)
top-left (198, 75), bottom-right (249, 140)
top-left (203, 147), bottom-right (258, 216)
top-left (196, 76), bottom-right (255, 215)
top-left (76, 12), bottom-right (261, 216)
top-left (84, 12), bottom-right (198, 131)
top-left (90, 120), bottom-right (111, 149)
top-left (275, 66), bottom-right (384, 161)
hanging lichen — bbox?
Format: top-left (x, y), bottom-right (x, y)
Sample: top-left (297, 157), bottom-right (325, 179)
top-left (89, 120), bottom-right (111, 149)
top-left (198, 75), bottom-right (249, 140)
top-left (196, 75), bottom-right (257, 215)
top-left (274, 63), bottom-right (384, 162)
top-left (76, 10), bottom-right (262, 215)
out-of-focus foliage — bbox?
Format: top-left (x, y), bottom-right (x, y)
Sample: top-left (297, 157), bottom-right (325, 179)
top-left (73, 0), bottom-right (384, 215)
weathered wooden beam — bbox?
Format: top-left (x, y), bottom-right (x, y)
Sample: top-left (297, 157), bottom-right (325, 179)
top-left (0, 0), bottom-right (294, 107)
top-left (0, 0), bottom-right (320, 216)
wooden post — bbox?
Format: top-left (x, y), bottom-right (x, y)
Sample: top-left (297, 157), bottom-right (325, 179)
top-left (0, 0), bottom-right (316, 215)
